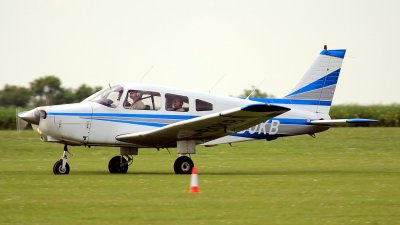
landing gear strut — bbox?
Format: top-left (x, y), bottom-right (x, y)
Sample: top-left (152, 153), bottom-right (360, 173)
top-left (53, 145), bottom-right (70, 175)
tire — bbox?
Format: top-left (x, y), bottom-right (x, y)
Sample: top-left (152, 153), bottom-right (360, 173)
top-left (108, 156), bottom-right (128, 174)
top-left (174, 156), bottom-right (194, 174)
top-left (53, 160), bottom-right (70, 175)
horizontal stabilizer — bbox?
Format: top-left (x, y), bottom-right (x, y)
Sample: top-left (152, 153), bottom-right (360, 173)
top-left (310, 119), bottom-right (378, 125)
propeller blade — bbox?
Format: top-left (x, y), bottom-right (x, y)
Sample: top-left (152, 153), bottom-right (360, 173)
top-left (16, 108), bottom-right (30, 132)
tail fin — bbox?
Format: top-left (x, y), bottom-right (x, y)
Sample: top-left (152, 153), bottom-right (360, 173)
top-left (284, 47), bottom-right (346, 114)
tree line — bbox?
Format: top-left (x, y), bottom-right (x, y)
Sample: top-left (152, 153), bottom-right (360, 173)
top-left (0, 75), bottom-right (102, 107)
top-left (1, 76), bottom-right (274, 108)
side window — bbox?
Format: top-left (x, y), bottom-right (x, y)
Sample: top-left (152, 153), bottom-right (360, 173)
top-left (124, 90), bottom-right (161, 110)
top-left (166, 93), bottom-right (189, 112)
top-left (196, 99), bottom-right (213, 111)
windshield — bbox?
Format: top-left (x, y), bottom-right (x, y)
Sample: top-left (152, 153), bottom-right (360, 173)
top-left (83, 85), bottom-right (124, 108)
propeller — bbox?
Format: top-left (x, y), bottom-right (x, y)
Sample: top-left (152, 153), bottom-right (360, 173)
top-left (17, 108), bottom-right (43, 132)
top-left (16, 108), bottom-right (29, 132)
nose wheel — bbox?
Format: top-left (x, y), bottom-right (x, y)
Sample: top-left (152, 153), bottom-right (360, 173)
top-left (174, 156), bottom-right (194, 174)
top-left (53, 144), bottom-right (71, 175)
top-left (53, 160), bottom-right (70, 174)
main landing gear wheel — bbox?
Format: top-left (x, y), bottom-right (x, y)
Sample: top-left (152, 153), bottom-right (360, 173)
top-left (53, 160), bottom-right (70, 175)
top-left (108, 156), bottom-right (129, 174)
top-left (174, 156), bottom-right (194, 174)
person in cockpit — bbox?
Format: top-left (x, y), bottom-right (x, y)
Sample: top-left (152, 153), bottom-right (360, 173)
top-left (168, 96), bottom-right (185, 112)
top-left (124, 90), bottom-right (145, 110)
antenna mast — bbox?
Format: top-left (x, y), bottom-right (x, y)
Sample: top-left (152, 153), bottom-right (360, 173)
top-left (139, 66), bottom-right (154, 82)
top-left (246, 77), bottom-right (266, 99)
top-left (209, 74), bottom-right (226, 93)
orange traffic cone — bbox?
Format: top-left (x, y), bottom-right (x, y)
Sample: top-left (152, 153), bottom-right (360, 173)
top-left (189, 167), bottom-right (199, 194)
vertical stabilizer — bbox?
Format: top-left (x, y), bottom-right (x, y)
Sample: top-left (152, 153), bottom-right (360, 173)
top-left (284, 47), bottom-right (346, 114)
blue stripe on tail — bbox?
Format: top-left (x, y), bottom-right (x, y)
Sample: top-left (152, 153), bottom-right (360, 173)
top-left (320, 49), bottom-right (346, 58)
top-left (286, 68), bottom-right (341, 97)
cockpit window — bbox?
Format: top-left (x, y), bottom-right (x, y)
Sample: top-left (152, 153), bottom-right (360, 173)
top-left (84, 85), bottom-right (123, 108)
top-left (166, 93), bottom-right (189, 112)
top-left (124, 90), bottom-right (161, 110)
top-left (196, 99), bottom-right (213, 111)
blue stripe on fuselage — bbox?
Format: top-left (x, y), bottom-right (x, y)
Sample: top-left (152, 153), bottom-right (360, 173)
top-left (249, 98), bottom-right (332, 106)
top-left (47, 112), bottom-right (198, 120)
top-left (46, 111), bottom-right (312, 128)
top-left (266, 118), bottom-right (309, 125)
top-left (92, 118), bottom-right (167, 127)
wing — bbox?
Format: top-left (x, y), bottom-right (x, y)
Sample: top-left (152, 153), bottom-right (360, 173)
top-left (116, 104), bottom-right (290, 146)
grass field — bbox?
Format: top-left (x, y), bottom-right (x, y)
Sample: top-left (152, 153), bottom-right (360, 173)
top-left (0, 128), bottom-right (399, 225)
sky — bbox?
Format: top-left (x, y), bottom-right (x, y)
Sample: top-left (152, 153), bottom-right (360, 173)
top-left (0, 0), bottom-right (399, 104)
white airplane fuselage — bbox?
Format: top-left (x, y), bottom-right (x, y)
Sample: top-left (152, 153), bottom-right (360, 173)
top-left (35, 83), bottom-right (329, 148)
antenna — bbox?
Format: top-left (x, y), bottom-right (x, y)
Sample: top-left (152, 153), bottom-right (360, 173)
top-left (108, 83), bottom-right (112, 89)
top-left (139, 66), bottom-right (154, 82)
top-left (246, 86), bottom-right (257, 99)
top-left (209, 73), bottom-right (226, 93)
top-left (246, 77), bottom-right (266, 99)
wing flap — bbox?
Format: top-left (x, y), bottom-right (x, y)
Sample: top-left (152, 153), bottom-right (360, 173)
top-left (116, 104), bottom-right (289, 146)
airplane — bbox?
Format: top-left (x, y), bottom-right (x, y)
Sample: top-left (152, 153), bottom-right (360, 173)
top-left (18, 46), bottom-right (377, 175)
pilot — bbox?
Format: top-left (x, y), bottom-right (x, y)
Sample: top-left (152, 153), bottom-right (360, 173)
top-left (169, 96), bottom-right (185, 112)
top-left (125, 90), bottom-right (145, 110)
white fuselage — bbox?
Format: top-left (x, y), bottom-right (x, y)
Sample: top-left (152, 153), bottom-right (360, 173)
top-left (36, 83), bottom-right (329, 147)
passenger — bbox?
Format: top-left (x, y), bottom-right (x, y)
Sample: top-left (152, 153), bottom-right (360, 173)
top-left (169, 96), bottom-right (185, 112)
top-left (125, 90), bottom-right (145, 110)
